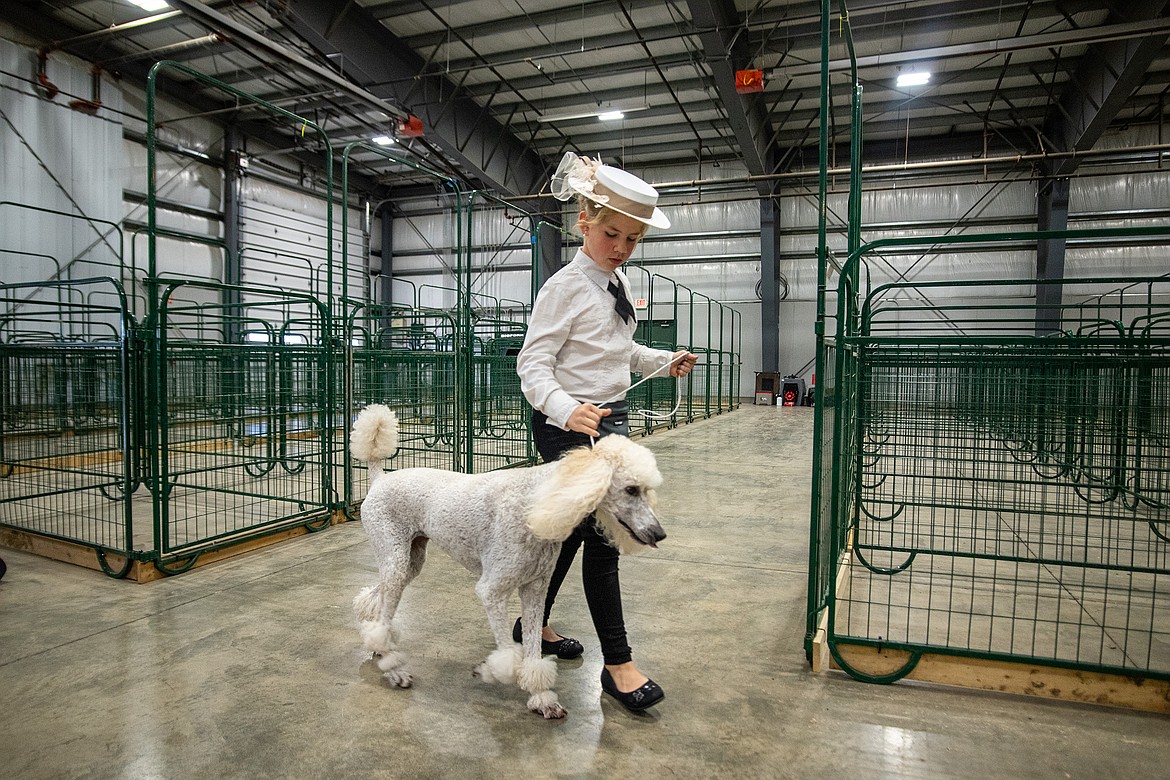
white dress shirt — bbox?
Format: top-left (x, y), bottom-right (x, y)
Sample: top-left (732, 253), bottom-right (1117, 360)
top-left (517, 249), bottom-right (675, 430)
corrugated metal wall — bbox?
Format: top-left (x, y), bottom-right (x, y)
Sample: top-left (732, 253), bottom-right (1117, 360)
top-left (239, 180), bottom-right (366, 305)
top-left (2, 40), bottom-right (367, 323)
top-left (0, 38), bottom-right (123, 289)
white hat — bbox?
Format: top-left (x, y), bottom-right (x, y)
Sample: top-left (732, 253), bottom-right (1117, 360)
top-left (550, 151), bottom-right (671, 229)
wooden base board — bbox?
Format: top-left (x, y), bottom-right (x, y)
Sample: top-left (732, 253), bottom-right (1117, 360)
top-left (810, 549), bottom-right (852, 673)
top-left (828, 643), bottom-right (1170, 714)
top-left (810, 624), bottom-right (831, 673)
top-left (813, 544), bottom-right (1169, 714)
top-left (0, 526), bottom-right (130, 574)
top-left (0, 510), bottom-right (348, 583)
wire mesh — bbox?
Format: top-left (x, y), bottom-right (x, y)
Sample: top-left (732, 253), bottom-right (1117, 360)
top-left (629, 318), bottom-right (679, 434)
top-left (0, 279), bottom-right (133, 553)
top-left (807, 339), bottom-right (842, 634)
top-left (344, 305), bottom-right (461, 507)
top-left (154, 282), bottom-right (332, 557)
top-left (471, 319), bottom-right (532, 472)
top-left (623, 266), bottom-right (742, 430)
top-left (830, 275), bottom-right (1170, 679)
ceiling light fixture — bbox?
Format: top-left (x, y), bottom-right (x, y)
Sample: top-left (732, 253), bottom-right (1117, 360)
top-left (536, 105), bottom-right (649, 124)
top-left (126, 0), bottom-right (171, 11)
top-left (371, 135), bottom-right (395, 146)
top-left (896, 72), bottom-right (931, 87)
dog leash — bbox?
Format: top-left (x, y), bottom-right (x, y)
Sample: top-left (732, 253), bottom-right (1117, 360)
top-left (590, 351), bottom-right (689, 446)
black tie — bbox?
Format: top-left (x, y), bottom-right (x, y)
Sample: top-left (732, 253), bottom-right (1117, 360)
top-left (607, 279), bottom-right (635, 324)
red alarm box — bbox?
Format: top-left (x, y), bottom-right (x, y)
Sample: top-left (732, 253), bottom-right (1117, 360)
top-left (735, 69), bottom-right (764, 94)
top-left (399, 115), bottom-right (424, 137)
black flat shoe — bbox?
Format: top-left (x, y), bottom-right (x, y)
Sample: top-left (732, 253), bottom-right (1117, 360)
top-left (600, 668), bottom-right (665, 712)
top-left (512, 617), bottom-right (584, 660)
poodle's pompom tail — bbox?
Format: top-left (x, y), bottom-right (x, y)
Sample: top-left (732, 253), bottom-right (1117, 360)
top-left (350, 404), bottom-right (399, 470)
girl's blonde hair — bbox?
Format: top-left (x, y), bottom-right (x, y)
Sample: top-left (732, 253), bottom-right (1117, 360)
top-left (574, 194), bottom-right (650, 239)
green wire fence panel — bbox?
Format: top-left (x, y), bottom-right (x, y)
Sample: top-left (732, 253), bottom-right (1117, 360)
top-left (0, 279), bottom-right (135, 564)
top-left (829, 273), bottom-right (1170, 682)
top-left (472, 319), bottom-right (533, 472)
top-left (629, 317), bottom-right (680, 434)
top-left (807, 338), bottom-right (841, 641)
top-left (623, 266), bottom-right (742, 433)
top-left (153, 281), bottom-right (332, 562)
top-left (344, 305), bottom-right (461, 508)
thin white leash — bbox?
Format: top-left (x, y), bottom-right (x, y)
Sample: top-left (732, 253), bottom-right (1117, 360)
top-left (590, 351), bottom-right (689, 446)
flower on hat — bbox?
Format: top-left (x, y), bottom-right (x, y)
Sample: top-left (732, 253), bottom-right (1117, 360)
top-left (551, 151), bottom-right (607, 204)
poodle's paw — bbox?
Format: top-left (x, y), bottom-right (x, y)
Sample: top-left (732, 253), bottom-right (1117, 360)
top-left (527, 691), bottom-right (567, 719)
top-left (375, 651), bottom-right (412, 687)
top-left (384, 669), bottom-right (413, 688)
top-left (473, 647), bottom-right (522, 684)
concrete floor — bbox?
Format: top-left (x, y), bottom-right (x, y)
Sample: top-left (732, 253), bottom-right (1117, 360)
top-left (2, 404), bottom-right (1168, 779)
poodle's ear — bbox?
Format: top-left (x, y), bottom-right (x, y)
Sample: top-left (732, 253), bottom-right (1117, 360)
top-left (527, 447), bottom-right (614, 541)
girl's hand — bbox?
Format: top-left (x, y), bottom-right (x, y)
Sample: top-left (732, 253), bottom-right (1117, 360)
top-left (670, 351), bottom-right (699, 378)
top-left (567, 403), bottom-right (612, 437)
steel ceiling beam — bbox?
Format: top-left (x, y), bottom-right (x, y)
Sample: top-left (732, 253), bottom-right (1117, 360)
top-left (683, 0), bottom-right (780, 379)
top-left (1033, 1), bottom-right (1166, 323)
top-left (279, 0), bottom-right (549, 196)
top-left (1043, 1), bottom-right (1170, 176)
top-left (166, 0), bottom-right (408, 123)
top-left (5, 4), bottom-right (384, 196)
top-left (1035, 177), bottom-right (1070, 335)
top-left (685, 0), bottom-right (776, 184)
top-left (397, 0), bottom-right (665, 48)
top-left (775, 16), bottom-right (1170, 78)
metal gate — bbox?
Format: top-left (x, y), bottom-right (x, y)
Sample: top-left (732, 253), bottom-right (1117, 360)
top-left (151, 280), bottom-right (333, 570)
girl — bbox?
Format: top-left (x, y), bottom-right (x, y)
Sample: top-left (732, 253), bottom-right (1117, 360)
top-left (515, 152), bottom-right (697, 712)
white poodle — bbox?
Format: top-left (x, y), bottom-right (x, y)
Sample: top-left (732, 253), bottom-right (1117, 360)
top-left (348, 403), bottom-right (667, 719)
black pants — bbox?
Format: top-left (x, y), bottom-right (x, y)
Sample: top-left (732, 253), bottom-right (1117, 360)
top-left (532, 407), bottom-right (632, 666)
